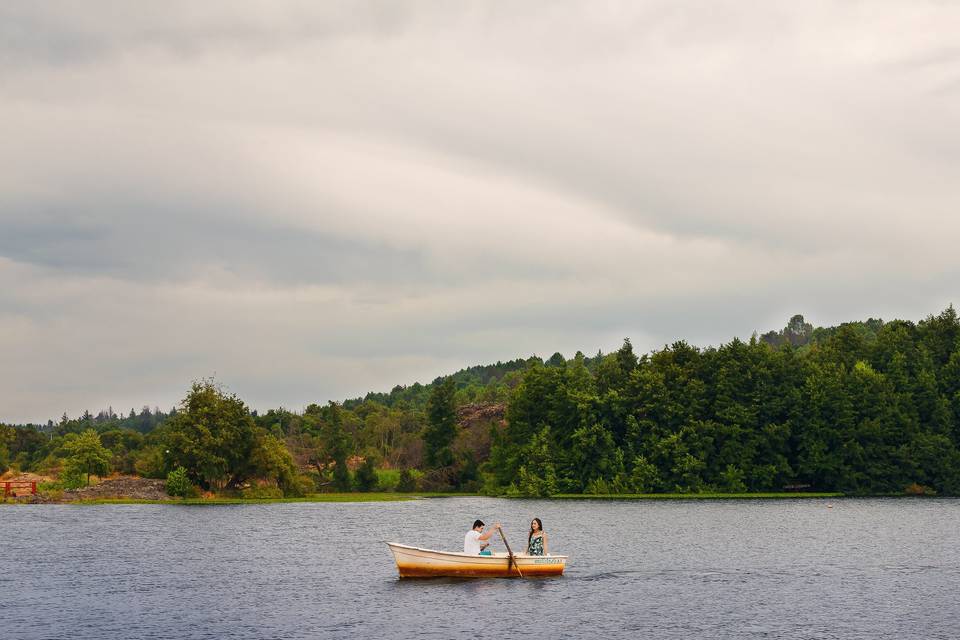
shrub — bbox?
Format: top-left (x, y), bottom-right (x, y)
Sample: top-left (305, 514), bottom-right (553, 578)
top-left (35, 453), bottom-right (63, 475)
top-left (38, 481), bottom-right (65, 503)
top-left (134, 446), bottom-right (167, 479)
top-left (283, 474), bottom-right (314, 498)
top-left (166, 466), bottom-right (195, 498)
top-left (241, 484), bottom-right (283, 499)
top-left (275, 471), bottom-right (305, 498)
top-left (376, 468), bottom-right (400, 492)
top-left (355, 457), bottom-right (379, 492)
top-left (719, 465), bottom-right (747, 493)
top-left (60, 461), bottom-right (85, 490)
top-left (251, 433), bottom-right (303, 496)
top-left (517, 464), bottom-right (558, 497)
top-left (303, 471), bottom-right (324, 491)
top-left (630, 456), bottom-right (660, 493)
top-left (396, 468), bottom-right (417, 492)
top-left (584, 477), bottom-right (607, 494)
top-left (42, 488), bottom-right (64, 501)
top-left (905, 483), bottom-right (937, 496)
top-left (479, 472), bottom-right (503, 496)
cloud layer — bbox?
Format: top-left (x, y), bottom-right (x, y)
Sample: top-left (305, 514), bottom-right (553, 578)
top-left (2, 1), bottom-right (959, 422)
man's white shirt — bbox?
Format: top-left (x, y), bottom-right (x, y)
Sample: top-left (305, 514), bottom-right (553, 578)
top-left (463, 529), bottom-right (482, 554)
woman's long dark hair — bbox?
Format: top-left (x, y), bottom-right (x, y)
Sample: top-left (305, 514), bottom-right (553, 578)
top-left (528, 518), bottom-right (544, 548)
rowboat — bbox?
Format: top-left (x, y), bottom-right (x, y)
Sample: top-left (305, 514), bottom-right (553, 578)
top-left (386, 542), bottom-right (567, 578)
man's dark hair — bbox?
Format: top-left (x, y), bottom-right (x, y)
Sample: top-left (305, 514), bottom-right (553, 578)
top-left (473, 519), bottom-right (485, 529)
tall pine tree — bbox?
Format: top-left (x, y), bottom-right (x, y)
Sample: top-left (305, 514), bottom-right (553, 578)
top-left (424, 377), bottom-right (457, 468)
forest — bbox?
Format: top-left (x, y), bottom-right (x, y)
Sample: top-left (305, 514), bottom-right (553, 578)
top-left (3, 307), bottom-right (959, 497)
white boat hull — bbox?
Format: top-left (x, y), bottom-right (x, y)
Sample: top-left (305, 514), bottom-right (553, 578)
top-left (386, 542), bottom-right (567, 578)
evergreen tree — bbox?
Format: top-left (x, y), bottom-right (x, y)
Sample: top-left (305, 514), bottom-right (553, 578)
top-left (321, 402), bottom-right (352, 491)
top-left (424, 377), bottom-right (457, 468)
top-left (396, 468), bottom-right (417, 492)
top-left (355, 455), bottom-right (379, 492)
top-left (0, 424), bottom-right (13, 474)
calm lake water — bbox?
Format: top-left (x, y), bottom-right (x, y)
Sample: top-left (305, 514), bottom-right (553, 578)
top-left (2, 497), bottom-right (959, 639)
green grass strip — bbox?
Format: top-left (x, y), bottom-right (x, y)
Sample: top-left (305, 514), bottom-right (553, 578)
top-left (551, 492), bottom-right (844, 500)
top-left (5, 491), bottom-right (853, 505)
top-left (39, 492), bottom-right (477, 505)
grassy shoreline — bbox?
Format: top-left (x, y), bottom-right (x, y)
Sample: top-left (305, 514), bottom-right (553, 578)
top-left (551, 492), bottom-right (844, 500)
top-left (3, 492), bottom-right (466, 505)
top-left (3, 491), bottom-right (858, 505)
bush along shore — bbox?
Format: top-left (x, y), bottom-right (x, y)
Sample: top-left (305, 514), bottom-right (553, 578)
top-left (2, 478), bottom-right (847, 505)
top-left (4, 307), bottom-right (960, 501)
top-left (0, 474), bottom-right (457, 504)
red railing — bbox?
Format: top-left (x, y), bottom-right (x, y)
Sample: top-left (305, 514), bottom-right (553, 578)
top-left (3, 481), bottom-right (37, 498)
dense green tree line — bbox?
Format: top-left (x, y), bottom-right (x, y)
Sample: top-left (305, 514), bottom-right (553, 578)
top-left (344, 358), bottom-right (531, 410)
top-left (3, 307), bottom-right (959, 496)
top-left (490, 307), bottom-right (960, 495)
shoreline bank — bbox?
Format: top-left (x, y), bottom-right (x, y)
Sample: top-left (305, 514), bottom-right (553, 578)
top-left (1, 490), bottom-right (864, 505)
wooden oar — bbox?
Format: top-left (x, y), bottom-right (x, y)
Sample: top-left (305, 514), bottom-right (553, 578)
top-left (496, 526), bottom-right (524, 578)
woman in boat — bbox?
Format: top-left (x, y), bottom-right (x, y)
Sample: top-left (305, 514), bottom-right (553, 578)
top-left (526, 517), bottom-right (548, 556)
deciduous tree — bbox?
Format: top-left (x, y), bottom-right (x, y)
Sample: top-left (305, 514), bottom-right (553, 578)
top-left (61, 429), bottom-right (111, 486)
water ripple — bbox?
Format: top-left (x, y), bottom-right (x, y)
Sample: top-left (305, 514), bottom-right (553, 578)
top-left (2, 498), bottom-right (959, 639)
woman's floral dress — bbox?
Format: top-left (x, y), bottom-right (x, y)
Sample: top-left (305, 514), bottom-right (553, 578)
top-left (527, 534), bottom-right (544, 556)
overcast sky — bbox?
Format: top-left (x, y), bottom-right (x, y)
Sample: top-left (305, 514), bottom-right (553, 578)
top-left (2, 1), bottom-right (958, 423)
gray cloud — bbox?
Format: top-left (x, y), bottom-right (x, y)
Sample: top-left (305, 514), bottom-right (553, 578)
top-left (0, 202), bottom-right (428, 285)
top-left (0, 2), bottom-right (417, 65)
top-left (2, 1), bottom-right (958, 422)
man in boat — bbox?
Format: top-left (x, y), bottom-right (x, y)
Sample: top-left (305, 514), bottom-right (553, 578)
top-left (464, 520), bottom-right (499, 555)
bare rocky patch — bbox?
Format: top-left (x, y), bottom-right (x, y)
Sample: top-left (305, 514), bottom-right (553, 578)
top-left (62, 476), bottom-right (168, 501)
